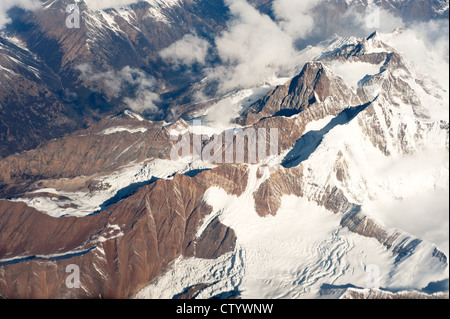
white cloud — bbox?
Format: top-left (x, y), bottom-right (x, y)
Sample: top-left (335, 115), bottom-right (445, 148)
top-left (206, 0), bottom-right (299, 93)
top-left (157, 0), bottom-right (321, 93)
top-left (352, 7), bottom-right (405, 35)
top-left (383, 20), bottom-right (449, 91)
top-left (327, 60), bottom-right (383, 89)
top-left (272, 0), bottom-right (319, 40)
top-left (204, 97), bottom-right (241, 128)
top-left (0, 0), bottom-right (41, 29)
top-left (119, 66), bottom-right (161, 112)
top-left (77, 64), bottom-right (160, 112)
top-left (375, 189), bottom-right (449, 256)
top-left (160, 33), bottom-right (211, 66)
top-left (160, 0), bottom-right (326, 94)
top-left (367, 146), bottom-right (450, 256)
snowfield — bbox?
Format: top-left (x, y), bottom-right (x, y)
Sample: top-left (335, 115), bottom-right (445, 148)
top-left (8, 28), bottom-right (449, 299)
top-left (136, 167), bottom-right (447, 299)
top-left (11, 159), bottom-right (216, 218)
top-left (136, 31), bottom-right (449, 299)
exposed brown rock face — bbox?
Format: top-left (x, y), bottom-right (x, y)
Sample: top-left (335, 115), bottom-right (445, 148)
top-left (253, 166), bottom-right (303, 217)
top-left (253, 167), bottom-right (352, 217)
top-left (0, 113), bottom-right (173, 198)
top-left (191, 217), bottom-right (236, 260)
top-left (0, 36), bottom-right (79, 158)
top-left (0, 199), bottom-right (106, 259)
top-left (0, 0), bottom-right (231, 158)
top-left (174, 283), bottom-right (211, 299)
top-left (1, 29), bottom-right (448, 299)
top-left (237, 62), bottom-right (363, 126)
top-left (0, 171), bottom-right (240, 299)
top-left (2, 0), bottom-right (447, 160)
top-left (341, 207), bottom-right (397, 247)
top-left (195, 164), bottom-right (249, 197)
top-left (340, 207), bottom-right (447, 266)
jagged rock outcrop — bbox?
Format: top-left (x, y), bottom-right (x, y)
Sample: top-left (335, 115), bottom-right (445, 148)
top-left (0, 171), bottom-right (238, 299)
top-left (0, 0), bottom-right (230, 158)
top-left (2, 0), bottom-right (448, 160)
top-left (340, 207), bottom-right (446, 265)
top-left (237, 62), bottom-right (364, 126)
top-left (340, 288), bottom-right (449, 299)
top-left (0, 28), bottom-right (448, 299)
top-left (253, 166), bottom-right (303, 217)
top-left (195, 164), bottom-right (249, 196)
top-left (174, 283), bottom-right (211, 299)
top-left (191, 217), bottom-right (237, 259)
top-left (0, 36), bottom-right (79, 158)
top-left (0, 112), bottom-right (172, 198)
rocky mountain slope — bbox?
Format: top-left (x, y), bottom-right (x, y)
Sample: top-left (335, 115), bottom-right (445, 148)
top-left (0, 172), bottom-right (237, 298)
top-left (1, 0), bottom-right (448, 159)
top-left (0, 0), bottom-right (230, 158)
top-left (0, 29), bottom-right (448, 298)
top-left (0, 35), bottom-right (79, 157)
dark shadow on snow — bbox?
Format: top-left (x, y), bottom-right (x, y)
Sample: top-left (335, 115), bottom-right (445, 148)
top-left (320, 283), bottom-right (363, 291)
top-left (421, 279), bottom-right (449, 295)
top-left (282, 99), bottom-right (375, 168)
top-left (0, 247), bottom-right (96, 267)
top-left (184, 168), bottom-right (212, 178)
top-left (210, 288), bottom-right (242, 300)
top-left (88, 177), bottom-right (160, 216)
top-left (87, 168), bottom-right (212, 217)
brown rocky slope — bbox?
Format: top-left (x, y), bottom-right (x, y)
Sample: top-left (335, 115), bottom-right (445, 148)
top-left (0, 168), bottom-right (245, 298)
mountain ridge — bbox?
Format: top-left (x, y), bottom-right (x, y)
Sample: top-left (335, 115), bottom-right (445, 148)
top-left (0, 30), bottom-right (448, 298)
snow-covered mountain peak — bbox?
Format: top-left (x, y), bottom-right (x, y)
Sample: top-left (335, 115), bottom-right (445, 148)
top-left (67, 0), bottom-right (183, 11)
top-left (0, 1), bottom-right (448, 300)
